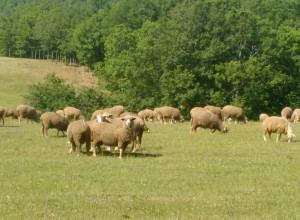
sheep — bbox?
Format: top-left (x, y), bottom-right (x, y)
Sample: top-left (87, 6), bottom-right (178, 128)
top-left (190, 110), bottom-right (229, 134)
top-left (138, 109), bottom-right (154, 122)
top-left (204, 105), bottom-right (222, 118)
top-left (16, 105), bottom-right (40, 124)
top-left (106, 105), bottom-right (125, 117)
top-left (154, 106), bottom-right (184, 124)
top-left (262, 116), bottom-right (295, 143)
top-left (153, 108), bottom-right (163, 122)
top-left (221, 105), bottom-right (247, 124)
top-left (36, 110), bottom-right (43, 119)
top-left (56, 110), bottom-right (64, 117)
top-left (120, 112), bottom-right (137, 117)
top-left (91, 109), bottom-right (107, 120)
top-left (4, 107), bottom-right (18, 120)
top-left (0, 106), bottom-right (5, 126)
top-left (40, 112), bottom-right (69, 138)
top-left (259, 113), bottom-right (269, 122)
top-left (67, 120), bottom-right (91, 154)
top-left (281, 107), bottom-right (293, 120)
top-left (131, 117), bottom-right (150, 152)
top-left (291, 109), bottom-right (300, 123)
top-left (190, 107), bottom-right (208, 118)
top-left (63, 106), bottom-right (84, 121)
top-left (91, 115), bottom-right (136, 158)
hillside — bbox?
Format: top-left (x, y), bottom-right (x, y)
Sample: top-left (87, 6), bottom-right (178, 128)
top-left (0, 57), bottom-right (97, 107)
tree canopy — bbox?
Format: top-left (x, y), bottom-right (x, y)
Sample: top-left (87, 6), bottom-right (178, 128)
top-left (1, 0), bottom-right (299, 118)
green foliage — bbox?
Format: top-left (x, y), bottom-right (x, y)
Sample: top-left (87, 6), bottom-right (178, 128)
top-left (26, 73), bottom-right (77, 112)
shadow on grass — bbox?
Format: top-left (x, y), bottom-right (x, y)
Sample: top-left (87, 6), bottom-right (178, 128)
top-left (79, 150), bottom-right (162, 158)
top-left (0, 125), bottom-right (19, 128)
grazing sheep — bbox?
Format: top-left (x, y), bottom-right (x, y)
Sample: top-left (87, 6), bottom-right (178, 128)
top-left (259, 113), bottom-right (269, 122)
top-left (291, 109), bottom-right (300, 123)
top-left (154, 106), bottom-right (184, 124)
top-left (221, 105), bottom-right (247, 124)
top-left (56, 110), bottom-right (64, 117)
top-left (131, 117), bottom-right (150, 152)
top-left (67, 120), bottom-right (91, 154)
top-left (40, 112), bottom-right (69, 138)
top-left (153, 108), bottom-right (163, 122)
top-left (17, 105), bottom-right (40, 124)
top-left (91, 115), bottom-right (136, 158)
top-left (204, 105), bottom-right (222, 118)
top-left (190, 107), bottom-right (207, 118)
top-left (0, 106), bottom-right (5, 126)
top-left (190, 110), bottom-right (229, 134)
top-left (281, 107), bottom-right (293, 120)
top-left (106, 105), bottom-right (125, 117)
top-left (262, 116), bottom-right (295, 143)
top-left (63, 107), bottom-right (84, 121)
top-left (138, 109), bottom-right (154, 122)
top-left (4, 107), bottom-right (18, 120)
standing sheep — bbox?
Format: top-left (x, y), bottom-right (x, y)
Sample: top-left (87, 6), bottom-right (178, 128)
top-left (259, 113), bottom-right (269, 122)
top-left (131, 117), bottom-right (150, 152)
top-left (138, 109), bottom-right (154, 122)
top-left (0, 106), bottom-right (5, 126)
top-left (204, 105), bottom-right (222, 118)
top-left (221, 105), bottom-right (247, 124)
top-left (67, 120), bottom-right (91, 154)
top-left (91, 115), bottom-right (136, 158)
top-left (63, 107), bottom-right (84, 121)
top-left (262, 116), bottom-right (295, 143)
top-left (291, 109), bottom-right (300, 123)
top-left (281, 107), bottom-right (293, 120)
top-left (40, 112), bottom-right (69, 138)
top-left (17, 105), bottom-right (40, 124)
top-left (4, 107), bottom-right (18, 120)
top-left (190, 110), bottom-right (229, 134)
top-left (91, 109), bottom-right (107, 120)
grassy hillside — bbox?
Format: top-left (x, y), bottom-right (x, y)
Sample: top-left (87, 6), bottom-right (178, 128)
top-left (0, 57), bottom-right (96, 107)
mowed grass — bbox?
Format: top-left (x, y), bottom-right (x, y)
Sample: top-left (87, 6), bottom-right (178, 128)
top-left (1, 119), bottom-right (300, 219)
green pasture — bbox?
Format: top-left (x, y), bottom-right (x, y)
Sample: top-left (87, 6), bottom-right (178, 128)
top-left (1, 119), bottom-right (300, 219)
top-left (1, 57), bottom-right (300, 219)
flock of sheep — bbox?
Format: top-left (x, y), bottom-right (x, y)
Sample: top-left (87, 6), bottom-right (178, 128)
top-left (0, 104), bottom-right (298, 158)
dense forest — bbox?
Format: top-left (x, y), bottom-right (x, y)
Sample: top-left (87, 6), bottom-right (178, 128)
top-left (0, 0), bottom-right (299, 118)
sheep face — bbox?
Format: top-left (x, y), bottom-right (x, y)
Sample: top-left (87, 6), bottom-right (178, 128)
top-left (96, 113), bottom-right (113, 123)
top-left (121, 116), bottom-right (136, 128)
top-left (220, 123), bottom-right (229, 133)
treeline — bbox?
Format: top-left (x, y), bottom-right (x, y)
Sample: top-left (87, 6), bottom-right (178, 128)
top-left (1, 0), bottom-right (300, 119)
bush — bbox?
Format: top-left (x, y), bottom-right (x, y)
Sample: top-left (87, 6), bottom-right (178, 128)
top-left (26, 73), bottom-right (105, 118)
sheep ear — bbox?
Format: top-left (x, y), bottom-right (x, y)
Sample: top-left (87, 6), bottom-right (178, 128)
top-left (132, 117), bottom-right (136, 121)
top-left (120, 118), bottom-right (125, 121)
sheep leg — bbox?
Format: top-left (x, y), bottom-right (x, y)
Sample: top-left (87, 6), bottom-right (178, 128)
top-left (57, 130), bottom-right (60, 136)
top-left (263, 134), bottom-right (267, 142)
top-left (68, 141), bottom-right (75, 153)
top-left (234, 119), bottom-right (237, 125)
top-left (92, 142), bottom-right (96, 156)
top-left (41, 126), bottom-right (45, 137)
top-left (1, 116), bottom-right (4, 126)
top-left (268, 132), bottom-right (271, 141)
top-left (86, 140), bottom-right (91, 153)
top-left (45, 128), bottom-right (49, 138)
top-left (276, 133), bottom-right (282, 143)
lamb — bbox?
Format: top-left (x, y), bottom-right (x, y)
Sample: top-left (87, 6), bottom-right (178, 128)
top-left (67, 120), bottom-right (91, 154)
top-left (63, 106), bottom-right (84, 121)
top-left (138, 109), bottom-right (154, 122)
top-left (281, 107), bottom-right (293, 120)
top-left (221, 105), bottom-right (247, 124)
top-left (0, 106), bottom-right (5, 126)
top-left (190, 110), bottom-right (229, 134)
top-left (106, 105), bottom-right (125, 117)
top-left (56, 110), bottom-right (64, 117)
top-left (16, 105), bottom-right (40, 124)
top-left (4, 107), bottom-right (18, 120)
top-left (291, 109), bottom-right (300, 123)
top-left (262, 116), bottom-right (295, 143)
top-left (40, 112), bottom-right (69, 138)
top-left (204, 105), bottom-right (222, 118)
top-left (91, 115), bottom-right (136, 158)
top-left (154, 106), bottom-right (184, 124)
top-left (259, 113), bottom-right (269, 122)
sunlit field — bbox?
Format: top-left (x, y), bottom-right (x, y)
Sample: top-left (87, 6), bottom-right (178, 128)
top-left (1, 118), bottom-right (300, 219)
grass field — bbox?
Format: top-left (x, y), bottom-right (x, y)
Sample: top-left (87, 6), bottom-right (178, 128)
top-left (1, 57), bottom-right (300, 219)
